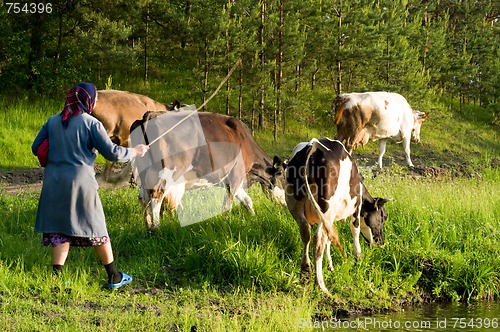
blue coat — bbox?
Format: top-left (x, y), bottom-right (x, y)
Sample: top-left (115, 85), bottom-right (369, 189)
top-left (31, 113), bottom-right (135, 238)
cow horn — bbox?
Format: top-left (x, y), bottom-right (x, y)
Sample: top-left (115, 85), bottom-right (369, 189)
top-left (375, 197), bottom-right (392, 210)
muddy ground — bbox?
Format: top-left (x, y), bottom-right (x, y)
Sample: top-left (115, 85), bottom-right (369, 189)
top-left (0, 164), bottom-right (130, 195)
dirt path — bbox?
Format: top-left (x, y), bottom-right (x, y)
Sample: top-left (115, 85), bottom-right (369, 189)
top-left (0, 165), bottom-right (130, 195)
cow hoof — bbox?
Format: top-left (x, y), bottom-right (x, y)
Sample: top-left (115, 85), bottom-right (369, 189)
top-left (319, 287), bottom-right (332, 297)
top-left (300, 269), bottom-right (312, 283)
top-left (146, 227), bottom-right (160, 235)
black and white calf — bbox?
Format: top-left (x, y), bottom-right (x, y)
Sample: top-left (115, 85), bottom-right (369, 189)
top-left (272, 138), bottom-right (391, 294)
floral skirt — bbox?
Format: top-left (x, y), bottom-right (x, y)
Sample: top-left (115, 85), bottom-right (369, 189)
top-left (42, 233), bottom-right (110, 247)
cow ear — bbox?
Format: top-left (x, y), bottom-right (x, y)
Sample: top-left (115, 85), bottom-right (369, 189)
top-left (173, 100), bottom-right (181, 110)
top-left (273, 156), bottom-right (281, 168)
top-left (273, 155), bottom-right (287, 169)
top-left (421, 112), bottom-right (429, 120)
top-left (361, 200), bottom-right (376, 216)
top-left (374, 197), bottom-right (392, 210)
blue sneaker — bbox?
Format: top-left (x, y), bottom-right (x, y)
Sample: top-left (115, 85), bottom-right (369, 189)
top-left (107, 272), bottom-right (133, 289)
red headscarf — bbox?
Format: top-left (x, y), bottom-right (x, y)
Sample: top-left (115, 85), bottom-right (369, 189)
top-left (61, 82), bottom-right (97, 128)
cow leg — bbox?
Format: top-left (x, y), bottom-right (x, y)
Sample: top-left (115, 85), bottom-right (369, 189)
top-left (151, 198), bottom-right (163, 229)
top-left (234, 186), bottom-right (255, 215)
top-left (402, 136), bottom-right (414, 167)
top-left (350, 216), bottom-right (363, 260)
top-left (325, 240), bottom-right (334, 272)
top-left (139, 188), bottom-right (154, 231)
top-left (313, 225), bottom-right (330, 295)
top-left (322, 221), bottom-right (346, 259)
top-left (377, 139), bottom-right (387, 169)
top-left (293, 215), bottom-right (312, 278)
top-left (222, 183), bottom-right (235, 211)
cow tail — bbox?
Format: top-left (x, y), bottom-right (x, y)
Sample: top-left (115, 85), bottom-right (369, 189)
top-left (303, 139), bottom-right (327, 223)
top-left (303, 140), bottom-right (318, 212)
top-left (303, 140), bottom-right (346, 258)
top-left (334, 99), bottom-right (348, 125)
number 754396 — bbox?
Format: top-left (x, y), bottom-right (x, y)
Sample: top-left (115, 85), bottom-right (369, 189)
top-left (5, 3), bottom-right (53, 14)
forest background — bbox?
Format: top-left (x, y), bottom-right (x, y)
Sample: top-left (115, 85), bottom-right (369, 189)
top-left (1, 0), bottom-right (499, 140)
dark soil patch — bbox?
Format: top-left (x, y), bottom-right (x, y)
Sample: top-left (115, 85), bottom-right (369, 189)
top-left (0, 164), bottom-right (129, 195)
top-left (355, 152), bottom-right (499, 180)
top-left (0, 167), bottom-right (44, 186)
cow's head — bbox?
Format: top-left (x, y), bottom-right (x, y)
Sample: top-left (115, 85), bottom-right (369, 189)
top-left (411, 111), bottom-right (428, 143)
top-left (262, 156), bottom-right (288, 205)
top-left (360, 197), bottom-right (392, 246)
top-left (165, 100), bottom-right (182, 111)
top-left (269, 156), bottom-right (287, 186)
top-left (165, 100), bottom-right (194, 112)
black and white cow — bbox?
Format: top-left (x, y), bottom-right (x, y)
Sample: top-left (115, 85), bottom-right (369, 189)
top-left (272, 138), bottom-right (391, 294)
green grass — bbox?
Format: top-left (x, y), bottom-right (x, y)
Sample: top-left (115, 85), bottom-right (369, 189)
top-left (0, 98), bottom-right (63, 169)
top-left (0, 95), bottom-right (499, 330)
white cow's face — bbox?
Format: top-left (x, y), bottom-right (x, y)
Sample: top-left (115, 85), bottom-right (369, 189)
top-left (411, 123), bottom-right (422, 143)
top-left (411, 111), bottom-right (427, 143)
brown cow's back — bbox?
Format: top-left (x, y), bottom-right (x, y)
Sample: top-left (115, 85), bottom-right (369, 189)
top-left (93, 89), bottom-right (167, 146)
top-left (130, 111), bottom-right (284, 230)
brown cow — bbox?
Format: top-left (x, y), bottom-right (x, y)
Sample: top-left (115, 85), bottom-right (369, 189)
top-left (93, 89), bottom-right (183, 147)
top-left (130, 111), bottom-right (286, 230)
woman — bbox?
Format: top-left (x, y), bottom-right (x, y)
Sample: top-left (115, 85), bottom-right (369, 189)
top-left (31, 82), bottom-right (149, 289)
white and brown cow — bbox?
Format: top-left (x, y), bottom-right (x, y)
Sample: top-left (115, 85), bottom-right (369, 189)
top-left (272, 138), bottom-right (390, 294)
top-left (331, 91), bottom-right (427, 168)
top-left (130, 111), bottom-right (285, 231)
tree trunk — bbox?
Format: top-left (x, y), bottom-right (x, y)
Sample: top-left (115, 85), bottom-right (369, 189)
top-left (226, 66), bottom-right (231, 116)
top-left (144, 6), bottom-right (149, 82)
top-left (336, 0), bottom-right (343, 95)
top-left (238, 59), bottom-right (243, 119)
top-left (275, 0), bottom-right (284, 141)
top-left (422, 0), bottom-right (429, 69)
top-left (258, 0), bottom-right (266, 129)
top-left (386, 35), bottom-right (390, 85)
top-left (225, 29), bottom-right (230, 116)
top-left (182, 1), bottom-right (192, 49)
top-left (311, 68), bottom-right (318, 90)
top-left (251, 100), bottom-right (256, 136)
top-left (27, 13), bottom-right (44, 91)
top-left (296, 64), bottom-right (300, 92)
top-left (203, 38), bottom-right (209, 112)
top-left (54, 10), bottom-right (63, 74)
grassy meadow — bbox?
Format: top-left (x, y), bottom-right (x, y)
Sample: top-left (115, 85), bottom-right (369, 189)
top-left (0, 96), bottom-right (499, 331)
